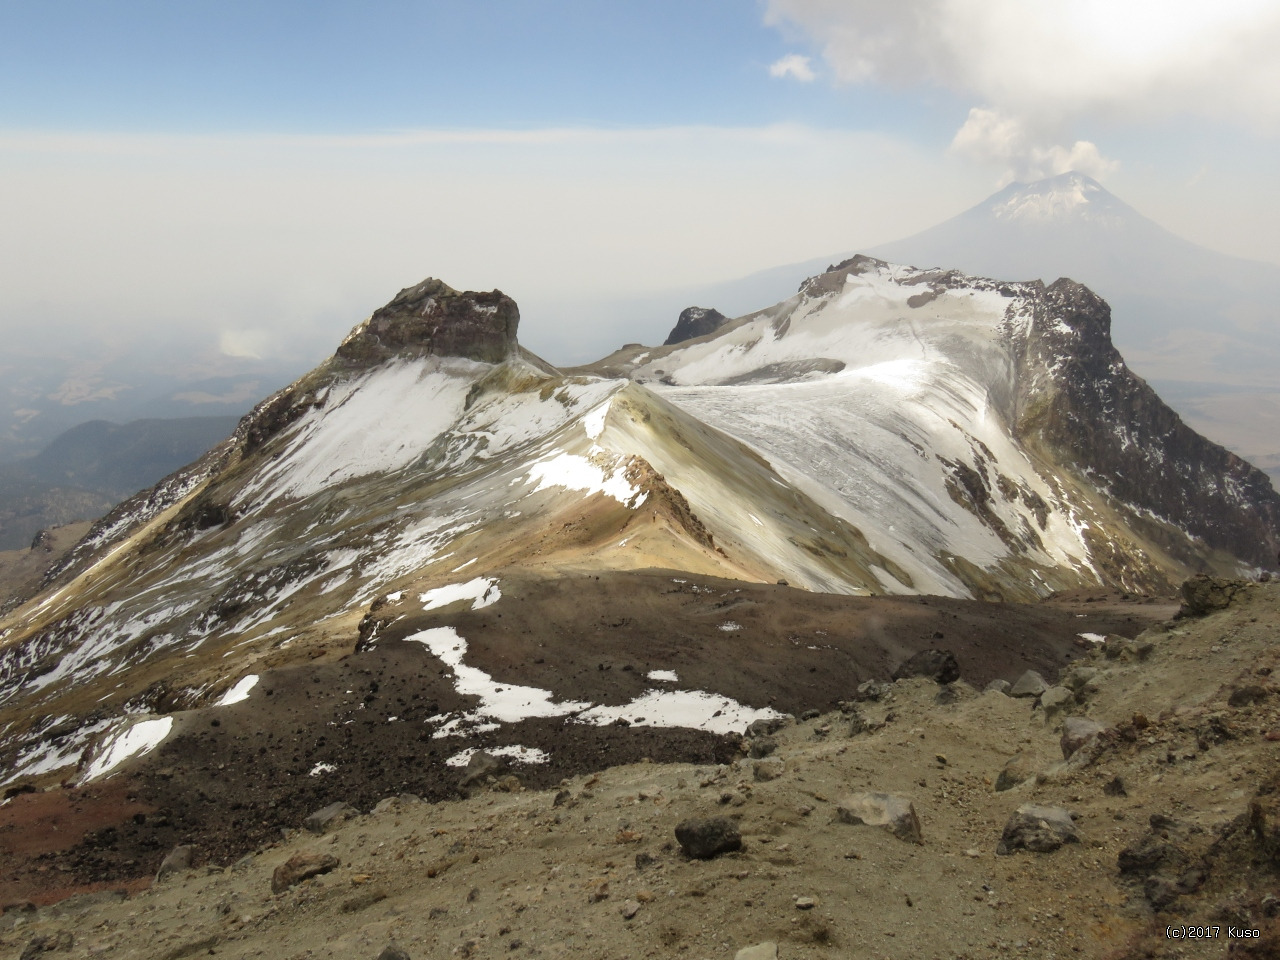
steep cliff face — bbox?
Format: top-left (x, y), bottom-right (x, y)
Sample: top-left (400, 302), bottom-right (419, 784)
top-left (1011, 279), bottom-right (1280, 570)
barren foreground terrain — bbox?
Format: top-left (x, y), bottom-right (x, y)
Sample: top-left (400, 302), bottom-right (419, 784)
top-left (3, 579), bottom-right (1278, 959)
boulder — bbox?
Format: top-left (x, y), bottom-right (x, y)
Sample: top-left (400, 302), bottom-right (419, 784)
top-left (305, 801), bottom-right (360, 834)
top-left (747, 736), bottom-right (778, 758)
top-left (1060, 716), bottom-right (1106, 759)
top-left (996, 805), bottom-right (1079, 855)
top-left (1179, 575), bottom-right (1247, 617)
top-left (271, 852), bottom-right (340, 893)
top-left (746, 717), bottom-right (788, 738)
top-left (1062, 666), bottom-right (1099, 694)
top-left (155, 844), bottom-right (194, 882)
top-left (458, 751), bottom-right (506, 795)
top-left (836, 792), bottom-right (923, 843)
top-left (994, 755), bottom-right (1035, 792)
top-left (983, 679), bottom-right (1011, 695)
top-left (674, 816), bottom-right (742, 859)
top-left (1009, 670), bottom-right (1048, 698)
top-left (892, 648), bottom-right (960, 685)
top-left (1039, 685), bottom-right (1074, 720)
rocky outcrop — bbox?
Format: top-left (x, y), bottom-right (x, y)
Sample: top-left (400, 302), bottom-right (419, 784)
top-left (1011, 278), bottom-right (1280, 572)
top-left (664, 306), bottom-right (730, 346)
top-left (337, 279), bottom-right (519, 365)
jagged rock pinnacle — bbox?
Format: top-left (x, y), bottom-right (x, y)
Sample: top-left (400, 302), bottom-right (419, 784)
top-left (664, 306), bottom-right (730, 346)
top-left (336, 278), bottom-right (519, 365)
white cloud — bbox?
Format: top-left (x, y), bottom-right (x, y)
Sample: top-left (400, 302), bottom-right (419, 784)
top-left (218, 328), bottom-right (271, 359)
top-left (769, 54), bottom-right (816, 82)
top-left (765, 0), bottom-right (1280, 176)
top-left (950, 107), bottom-right (1118, 183)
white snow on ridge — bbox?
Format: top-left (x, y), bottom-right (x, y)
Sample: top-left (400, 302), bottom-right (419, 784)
top-left (215, 674), bottom-right (259, 706)
top-left (420, 577), bottom-right (502, 612)
top-left (80, 717), bottom-right (173, 782)
top-left (525, 452), bottom-right (646, 507)
top-left (445, 745), bottom-right (550, 767)
top-left (646, 670), bottom-right (679, 682)
top-left (239, 357), bottom-right (482, 505)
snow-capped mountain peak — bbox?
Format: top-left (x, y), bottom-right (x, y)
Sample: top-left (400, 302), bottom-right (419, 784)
top-left (988, 172), bottom-right (1123, 225)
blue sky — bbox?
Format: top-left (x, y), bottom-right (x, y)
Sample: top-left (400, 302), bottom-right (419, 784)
top-left (1, 1), bottom-right (1278, 366)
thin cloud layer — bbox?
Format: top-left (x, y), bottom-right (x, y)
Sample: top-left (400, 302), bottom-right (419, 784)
top-left (769, 54), bottom-right (816, 82)
top-left (766, 0), bottom-right (1280, 177)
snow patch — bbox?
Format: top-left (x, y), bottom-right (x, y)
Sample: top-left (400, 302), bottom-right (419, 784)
top-left (444, 745), bottom-right (550, 768)
top-left (419, 577), bottom-right (501, 612)
top-left (81, 717), bottom-right (174, 782)
top-left (525, 453), bottom-right (646, 507)
top-left (215, 674), bottom-right (259, 706)
top-left (309, 762), bottom-right (337, 777)
top-left (646, 670), bottom-right (679, 682)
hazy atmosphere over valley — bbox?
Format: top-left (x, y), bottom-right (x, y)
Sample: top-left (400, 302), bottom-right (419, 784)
top-left (2, 5), bottom-right (1280, 960)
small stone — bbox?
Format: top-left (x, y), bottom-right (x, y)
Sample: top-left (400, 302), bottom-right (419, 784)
top-left (748, 736), bottom-right (778, 758)
top-left (377, 946), bottom-right (411, 960)
top-left (1062, 666), bottom-right (1098, 693)
top-left (458, 750), bottom-right (506, 795)
top-left (155, 844), bottom-right (194, 882)
top-left (984, 679), bottom-right (1011, 695)
top-left (734, 944), bottom-right (779, 960)
top-left (996, 805), bottom-right (1079, 855)
top-left (587, 879), bottom-right (609, 903)
top-left (620, 899), bottom-right (641, 919)
top-left (795, 896), bottom-right (816, 909)
top-left (746, 717), bottom-right (788, 738)
top-left (800, 709), bottom-right (821, 721)
top-left (271, 852), bottom-right (340, 893)
top-left (1228, 685), bottom-right (1270, 708)
top-left (675, 816), bottom-right (742, 859)
top-left (1009, 670), bottom-right (1048, 698)
top-left (836, 792), bottom-right (923, 843)
top-left (1103, 776), bottom-right (1128, 797)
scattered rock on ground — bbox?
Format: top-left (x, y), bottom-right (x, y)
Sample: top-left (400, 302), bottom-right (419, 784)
top-left (995, 755), bottom-right (1035, 792)
top-left (271, 852), bottom-right (340, 893)
top-left (996, 805), bottom-right (1079, 855)
top-left (305, 801), bottom-right (360, 834)
top-left (1060, 716), bottom-right (1106, 760)
top-left (984, 678), bottom-right (1011, 695)
top-left (674, 816), bottom-right (742, 859)
top-left (836, 792), bottom-right (923, 843)
top-left (734, 944), bottom-right (778, 960)
top-left (155, 844), bottom-right (194, 882)
top-left (377, 946), bottom-right (411, 960)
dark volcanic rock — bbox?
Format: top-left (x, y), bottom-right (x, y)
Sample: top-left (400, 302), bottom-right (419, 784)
top-left (337, 279), bottom-right (519, 365)
top-left (664, 306), bottom-right (730, 346)
top-left (996, 804), bottom-right (1079, 855)
top-left (675, 816), bottom-right (742, 859)
top-left (892, 648), bottom-right (960, 684)
top-left (1012, 279), bottom-right (1280, 574)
